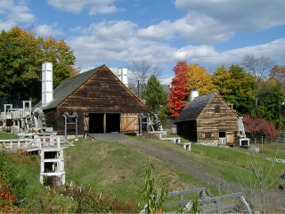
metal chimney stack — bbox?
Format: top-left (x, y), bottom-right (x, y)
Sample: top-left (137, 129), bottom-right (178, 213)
top-left (117, 67), bottom-right (128, 87)
top-left (190, 90), bottom-right (199, 101)
top-left (42, 62), bottom-right (53, 106)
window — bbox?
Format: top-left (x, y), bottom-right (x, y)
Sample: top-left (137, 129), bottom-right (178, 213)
top-left (215, 105), bottom-right (220, 113)
top-left (205, 132), bottom-right (211, 138)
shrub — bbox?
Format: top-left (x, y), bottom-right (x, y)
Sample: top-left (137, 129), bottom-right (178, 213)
top-left (243, 116), bottom-right (277, 139)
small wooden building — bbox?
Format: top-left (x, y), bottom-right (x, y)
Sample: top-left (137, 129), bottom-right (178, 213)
top-left (175, 92), bottom-right (239, 145)
top-left (42, 65), bottom-right (149, 135)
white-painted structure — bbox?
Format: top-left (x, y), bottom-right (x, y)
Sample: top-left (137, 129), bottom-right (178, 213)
top-left (42, 62), bottom-right (53, 106)
top-left (117, 67), bottom-right (128, 87)
top-left (190, 90), bottom-right (199, 101)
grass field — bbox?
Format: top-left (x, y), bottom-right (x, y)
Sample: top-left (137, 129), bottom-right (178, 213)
top-left (1, 133), bottom-right (284, 212)
top-left (63, 136), bottom-right (285, 207)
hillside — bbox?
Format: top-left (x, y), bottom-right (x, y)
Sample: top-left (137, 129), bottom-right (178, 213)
top-left (1, 132), bottom-right (284, 212)
top-left (64, 134), bottom-right (285, 212)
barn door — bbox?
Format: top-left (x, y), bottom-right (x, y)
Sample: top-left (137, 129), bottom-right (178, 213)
top-left (219, 131), bottom-right (227, 145)
top-left (121, 113), bottom-right (139, 134)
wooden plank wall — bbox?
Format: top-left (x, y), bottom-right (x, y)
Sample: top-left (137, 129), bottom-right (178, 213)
top-left (59, 68), bottom-right (148, 114)
top-left (45, 67), bottom-right (148, 135)
top-left (197, 95), bottom-right (238, 144)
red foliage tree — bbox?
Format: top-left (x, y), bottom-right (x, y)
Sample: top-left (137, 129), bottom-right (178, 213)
top-left (243, 116), bottom-right (277, 139)
top-left (167, 61), bottom-right (190, 118)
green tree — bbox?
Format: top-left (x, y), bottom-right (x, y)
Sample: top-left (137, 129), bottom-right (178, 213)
top-left (142, 75), bottom-right (167, 111)
top-left (142, 75), bottom-right (168, 126)
top-left (0, 26), bottom-right (42, 103)
top-left (212, 65), bottom-right (255, 115)
top-left (41, 37), bottom-right (76, 88)
top-left (0, 26), bottom-right (77, 104)
top-left (255, 78), bottom-right (285, 129)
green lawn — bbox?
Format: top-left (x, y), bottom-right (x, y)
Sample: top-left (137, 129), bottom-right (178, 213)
top-left (0, 132), bottom-right (19, 139)
top-left (64, 137), bottom-right (284, 206)
top-left (1, 134), bottom-right (284, 212)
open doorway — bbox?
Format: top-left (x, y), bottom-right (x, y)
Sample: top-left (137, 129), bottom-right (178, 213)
top-left (89, 113), bottom-right (120, 133)
top-left (219, 131), bottom-right (227, 145)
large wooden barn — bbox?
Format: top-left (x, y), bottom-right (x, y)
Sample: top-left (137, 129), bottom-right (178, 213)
top-left (175, 92), bottom-right (239, 145)
top-left (42, 64), bottom-right (149, 135)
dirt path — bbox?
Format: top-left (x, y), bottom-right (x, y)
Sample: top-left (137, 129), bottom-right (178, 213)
top-left (121, 136), bottom-right (285, 212)
top-left (125, 137), bottom-right (242, 193)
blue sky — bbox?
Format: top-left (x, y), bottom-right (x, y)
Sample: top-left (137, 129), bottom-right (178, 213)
top-left (0, 0), bottom-right (284, 83)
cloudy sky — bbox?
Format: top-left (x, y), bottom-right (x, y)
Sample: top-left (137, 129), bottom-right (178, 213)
top-left (0, 0), bottom-right (284, 82)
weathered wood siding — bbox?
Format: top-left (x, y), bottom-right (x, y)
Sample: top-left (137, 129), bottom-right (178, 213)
top-left (58, 67), bottom-right (148, 113)
top-left (45, 67), bottom-right (148, 135)
top-left (197, 94), bottom-right (238, 144)
top-left (44, 109), bottom-right (57, 130)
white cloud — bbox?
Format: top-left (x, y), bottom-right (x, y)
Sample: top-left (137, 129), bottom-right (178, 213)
top-left (68, 20), bottom-right (176, 69)
top-left (175, 0), bottom-right (285, 32)
top-left (35, 24), bottom-right (64, 37)
top-left (138, 0), bottom-right (284, 45)
top-left (173, 38), bottom-right (285, 67)
top-left (173, 45), bottom-right (217, 61)
top-left (68, 12), bottom-right (285, 74)
top-left (138, 11), bottom-right (235, 44)
top-left (47, 0), bottom-right (118, 15)
top-left (0, 0), bottom-right (34, 30)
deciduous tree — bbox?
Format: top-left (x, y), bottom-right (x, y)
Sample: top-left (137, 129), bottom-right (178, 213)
top-left (41, 37), bottom-right (76, 88)
top-left (167, 61), bottom-right (189, 118)
top-left (255, 78), bottom-right (285, 129)
top-left (212, 65), bottom-right (255, 115)
top-left (0, 27), bottom-right (42, 102)
top-left (270, 65), bottom-right (285, 93)
top-left (0, 26), bottom-right (77, 104)
top-left (186, 64), bottom-right (216, 95)
top-left (127, 59), bottom-right (160, 97)
top-left (243, 55), bottom-right (273, 85)
top-left (243, 55), bottom-right (273, 106)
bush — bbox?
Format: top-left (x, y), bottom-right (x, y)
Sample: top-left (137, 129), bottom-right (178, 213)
top-left (243, 116), bottom-right (277, 139)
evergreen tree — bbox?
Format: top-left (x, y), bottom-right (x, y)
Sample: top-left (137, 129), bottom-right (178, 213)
top-left (141, 75), bottom-right (168, 126)
top-left (142, 75), bottom-right (167, 111)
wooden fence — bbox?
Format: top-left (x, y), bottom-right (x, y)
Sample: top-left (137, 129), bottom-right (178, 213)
top-left (162, 187), bottom-right (252, 213)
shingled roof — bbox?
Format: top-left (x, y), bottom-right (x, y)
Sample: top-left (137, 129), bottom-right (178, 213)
top-left (175, 92), bottom-right (216, 123)
top-left (43, 65), bottom-right (104, 110)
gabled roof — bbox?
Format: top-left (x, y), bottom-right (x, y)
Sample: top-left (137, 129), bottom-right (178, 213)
top-left (43, 65), bottom-right (104, 110)
top-left (175, 92), bottom-right (216, 123)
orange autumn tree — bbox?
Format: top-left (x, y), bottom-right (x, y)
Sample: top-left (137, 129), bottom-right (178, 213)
top-left (186, 64), bottom-right (216, 95)
top-left (167, 61), bottom-right (189, 118)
